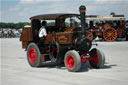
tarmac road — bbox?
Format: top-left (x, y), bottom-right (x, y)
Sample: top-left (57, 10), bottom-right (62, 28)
top-left (1, 38), bottom-right (128, 85)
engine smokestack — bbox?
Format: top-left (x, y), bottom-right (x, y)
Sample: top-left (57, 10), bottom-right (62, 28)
top-left (75, 5), bottom-right (92, 52)
top-left (79, 5), bottom-right (86, 37)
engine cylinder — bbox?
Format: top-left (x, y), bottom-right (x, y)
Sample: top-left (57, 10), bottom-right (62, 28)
top-left (75, 37), bottom-right (92, 52)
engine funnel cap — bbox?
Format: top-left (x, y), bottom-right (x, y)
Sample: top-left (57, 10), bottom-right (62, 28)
top-left (79, 5), bottom-right (86, 13)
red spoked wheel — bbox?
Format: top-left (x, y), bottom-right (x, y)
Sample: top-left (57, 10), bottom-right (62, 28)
top-left (89, 48), bottom-right (105, 68)
top-left (28, 48), bottom-right (37, 63)
top-left (64, 50), bottom-right (81, 72)
top-left (67, 55), bottom-right (75, 68)
top-left (89, 51), bottom-right (99, 65)
top-left (103, 28), bottom-right (117, 42)
top-left (87, 32), bottom-right (94, 40)
top-left (27, 43), bottom-right (42, 67)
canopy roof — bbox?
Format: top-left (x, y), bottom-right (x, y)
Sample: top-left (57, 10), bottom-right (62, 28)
top-left (86, 15), bottom-right (125, 21)
top-left (30, 13), bottom-right (79, 20)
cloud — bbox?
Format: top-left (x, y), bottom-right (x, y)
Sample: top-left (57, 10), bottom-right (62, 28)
top-left (8, 7), bottom-right (19, 12)
top-left (1, 0), bottom-right (128, 22)
top-left (20, 0), bottom-right (64, 4)
top-left (96, 0), bottom-right (122, 2)
top-left (95, 0), bottom-right (126, 4)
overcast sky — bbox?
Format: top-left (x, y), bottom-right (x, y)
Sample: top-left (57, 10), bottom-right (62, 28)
top-left (1, 0), bottom-right (128, 23)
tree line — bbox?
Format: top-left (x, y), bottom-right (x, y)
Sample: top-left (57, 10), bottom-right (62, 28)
top-left (0, 22), bottom-right (56, 29)
top-left (0, 22), bottom-right (30, 29)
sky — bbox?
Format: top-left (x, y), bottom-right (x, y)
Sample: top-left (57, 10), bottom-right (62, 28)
top-left (0, 0), bottom-right (128, 23)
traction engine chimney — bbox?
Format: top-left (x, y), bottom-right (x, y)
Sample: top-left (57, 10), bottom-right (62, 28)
top-left (79, 5), bottom-right (86, 37)
top-left (75, 5), bottom-right (92, 52)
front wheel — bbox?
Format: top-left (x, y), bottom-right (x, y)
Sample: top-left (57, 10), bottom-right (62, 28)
top-left (103, 28), bottom-right (117, 42)
top-left (64, 50), bottom-right (81, 72)
top-left (27, 43), bottom-right (42, 67)
top-left (89, 48), bottom-right (105, 68)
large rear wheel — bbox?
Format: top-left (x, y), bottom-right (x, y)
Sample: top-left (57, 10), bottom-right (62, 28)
top-left (49, 42), bottom-right (60, 62)
top-left (64, 50), bottom-right (81, 72)
top-left (103, 28), bottom-right (117, 42)
top-left (89, 48), bottom-right (105, 68)
top-left (27, 43), bottom-right (42, 67)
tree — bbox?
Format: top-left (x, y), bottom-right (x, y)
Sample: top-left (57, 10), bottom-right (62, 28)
top-left (0, 22), bottom-right (30, 29)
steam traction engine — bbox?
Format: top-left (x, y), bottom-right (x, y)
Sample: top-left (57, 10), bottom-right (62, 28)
top-left (87, 15), bottom-right (128, 41)
top-left (20, 5), bottom-right (105, 72)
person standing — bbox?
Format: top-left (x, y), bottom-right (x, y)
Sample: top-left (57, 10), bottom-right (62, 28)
top-left (39, 21), bottom-right (47, 40)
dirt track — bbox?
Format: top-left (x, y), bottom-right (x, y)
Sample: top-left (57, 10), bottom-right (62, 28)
top-left (1, 38), bottom-right (128, 85)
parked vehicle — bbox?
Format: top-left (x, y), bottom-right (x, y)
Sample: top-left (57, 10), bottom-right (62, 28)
top-left (0, 29), bottom-right (22, 38)
top-left (87, 15), bottom-right (128, 41)
top-left (20, 5), bottom-right (105, 72)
